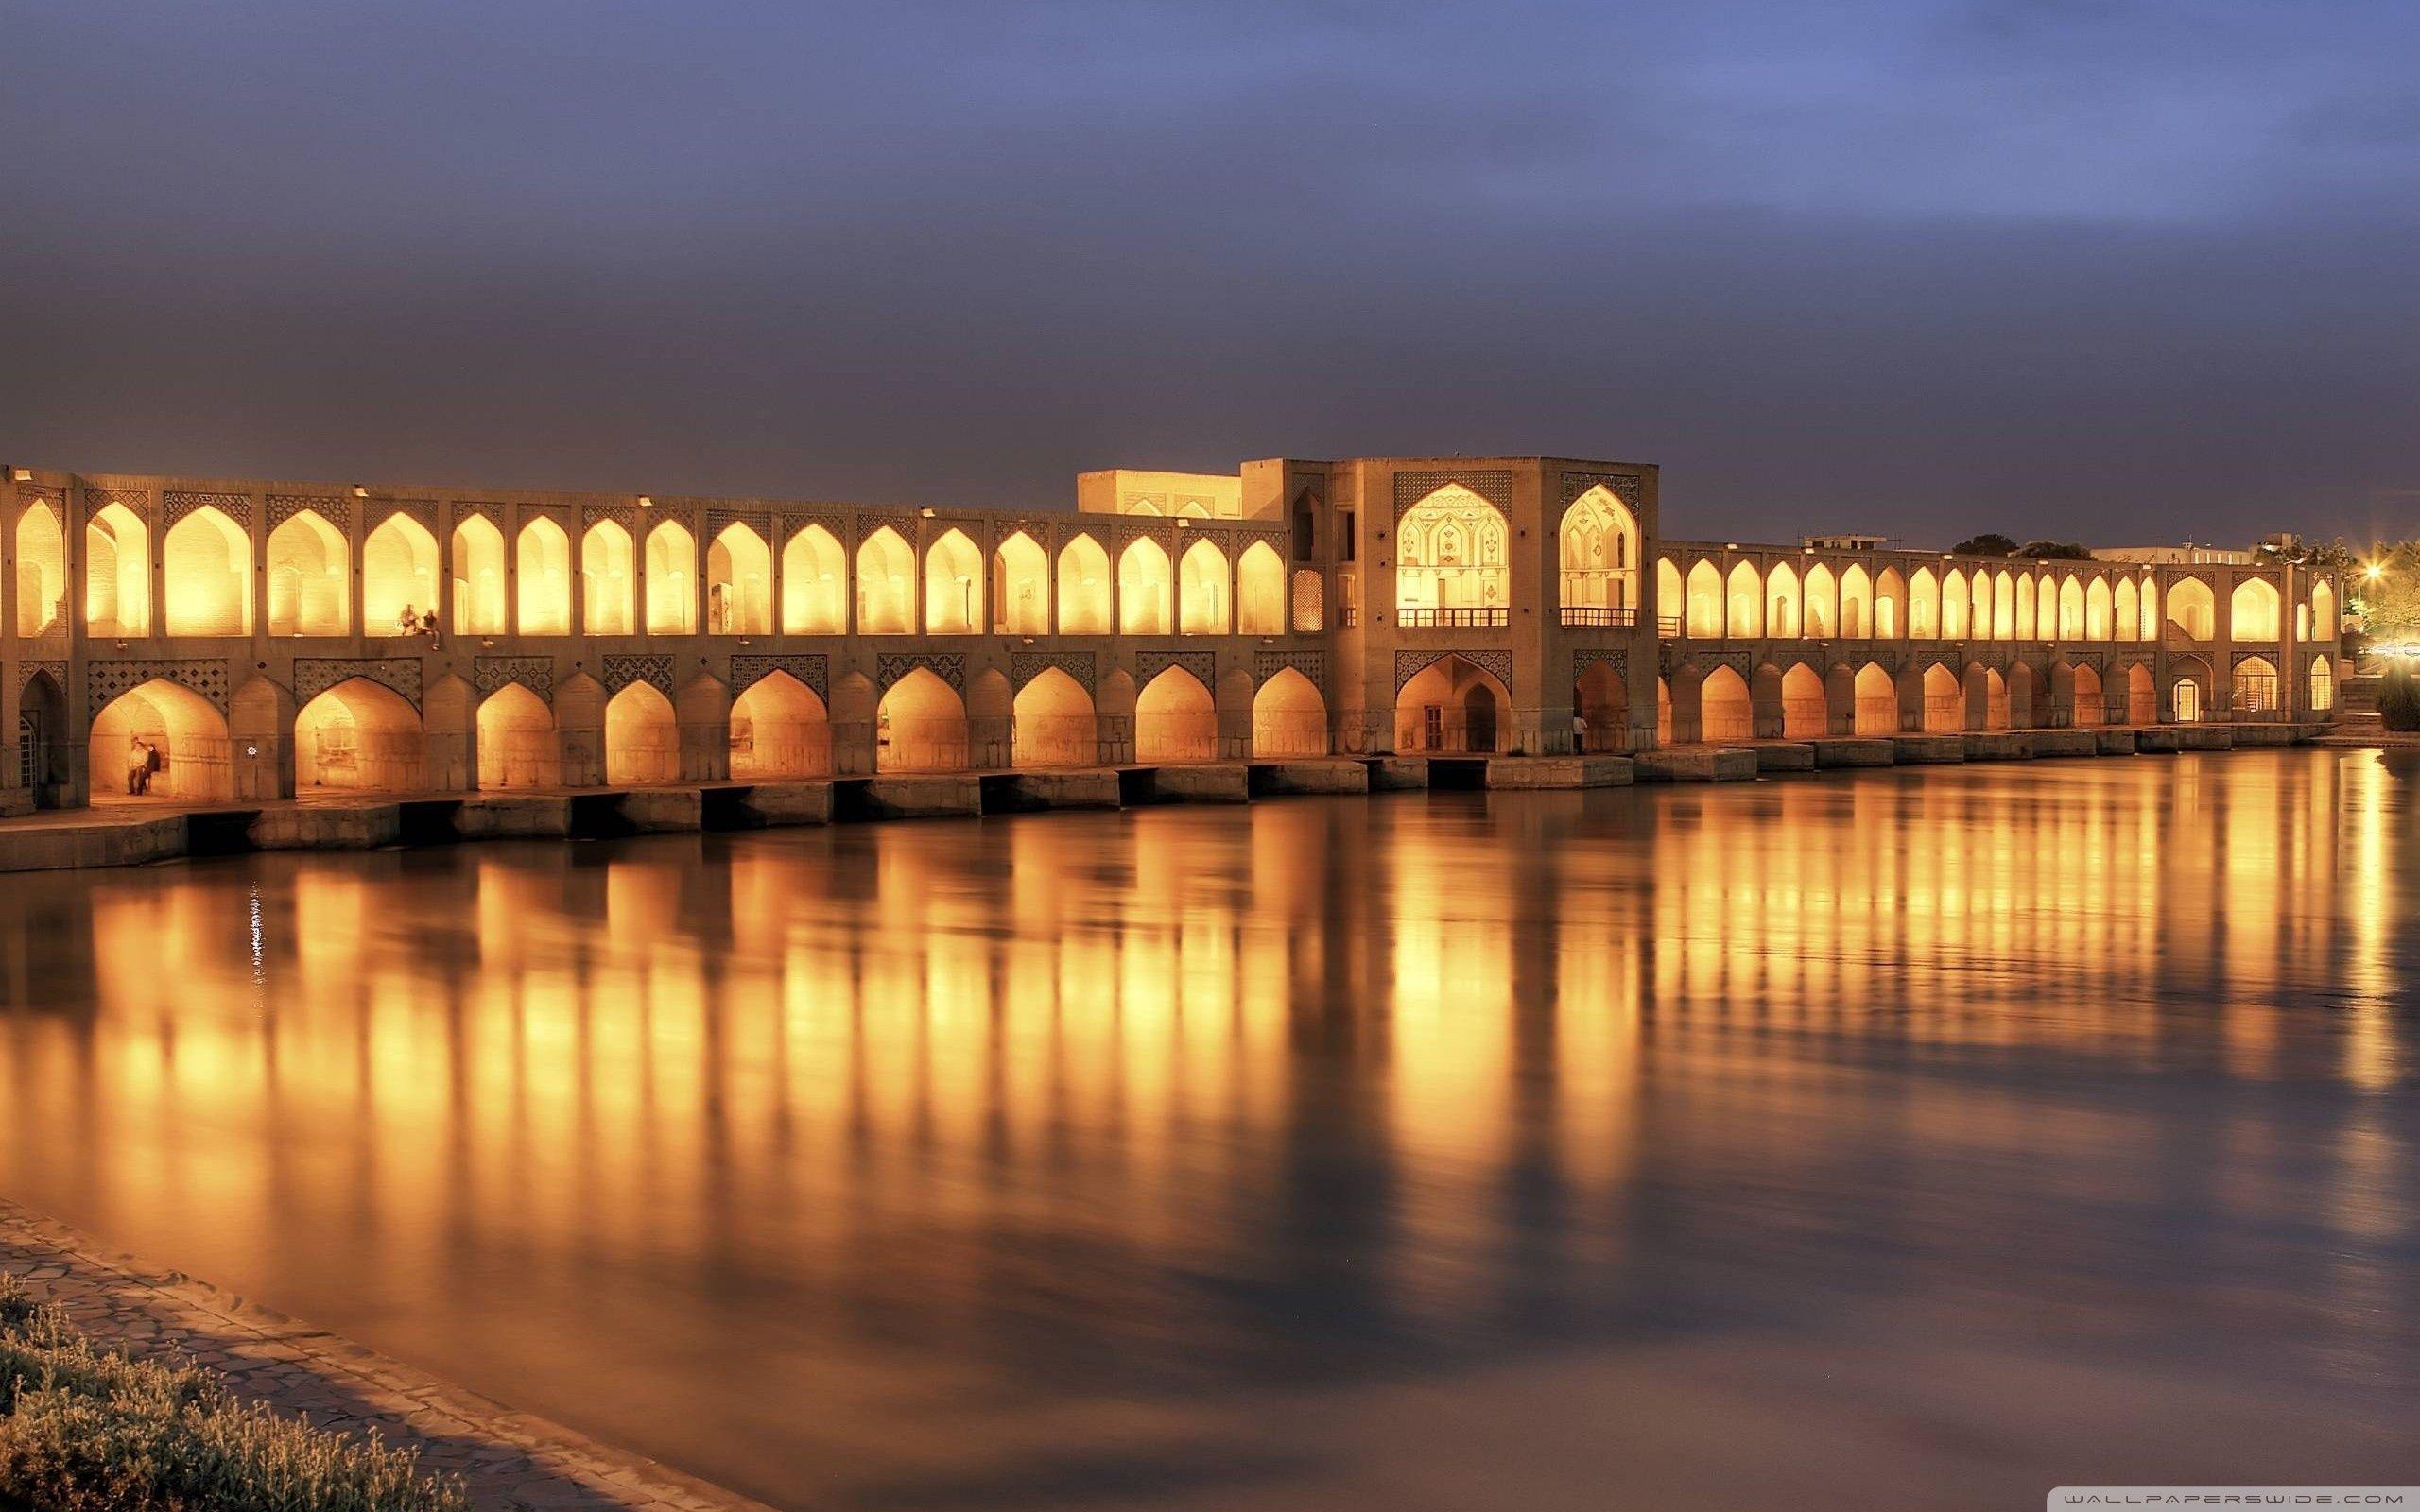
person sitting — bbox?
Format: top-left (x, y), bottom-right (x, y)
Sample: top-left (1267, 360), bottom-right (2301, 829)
top-left (396, 604), bottom-right (420, 636)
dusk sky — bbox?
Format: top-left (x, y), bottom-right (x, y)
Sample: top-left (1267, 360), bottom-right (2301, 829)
top-left (5, 0), bottom-right (2415, 546)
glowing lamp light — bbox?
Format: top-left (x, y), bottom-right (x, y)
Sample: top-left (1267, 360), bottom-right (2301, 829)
top-left (2365, 564), bottom-right (2384, 583)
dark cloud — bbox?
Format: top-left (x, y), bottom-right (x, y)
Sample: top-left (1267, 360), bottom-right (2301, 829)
top-left (3, 0), bottom-right (2414, 545)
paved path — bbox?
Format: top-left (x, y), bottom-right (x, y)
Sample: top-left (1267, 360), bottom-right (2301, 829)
top-left (0, 1199), bottom-right (775, 1512)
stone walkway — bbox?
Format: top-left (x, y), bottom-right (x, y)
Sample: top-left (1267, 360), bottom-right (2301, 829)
top-left (0, 1199), bottom-right (775, 1512)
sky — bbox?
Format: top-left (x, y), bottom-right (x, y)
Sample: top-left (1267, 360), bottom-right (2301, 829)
top-left (3, 0), bottom-right (2416, 547)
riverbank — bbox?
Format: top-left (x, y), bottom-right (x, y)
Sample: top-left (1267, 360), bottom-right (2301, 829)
top-left (0, 1201), bottom-right (770, 1512)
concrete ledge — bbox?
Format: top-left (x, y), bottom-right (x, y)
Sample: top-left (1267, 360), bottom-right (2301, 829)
top-left (740, 781), bottom-right (834, 826)
top-left (1147, 763), bottom-right (1251, 803)
top-left (853, 774), bottom-right (984, 819)
top-left (2177, 725), bottom-right (2235, 750)
top-left (617, 788), bottom-right (702, 832)
top-left (1962, 732), bottom-right (2029, 761)
top-left (249, 803), bottom-right (401, 850)
top-left (1484, 756), bottom-right (1635, 789)
top-left (1752, 743), bottom-right (1816, 772)
top-left (1365, 756), bottom-right (1430, 791)
top-left (1635, 747), bottom-right (1759, 782)
top-left (1813, 738), bottom-right (1895, 768)
top-left (1892, 734), bottom-right (1966, 765)
top-left (987, 769), bottom-right (1121, 813)
top-left (2135, 727), bottom-right (2184, 753)
top-left (456, 794), bottom-right (572, 838)
top-left (0, 816), bottom-right (188, 873)
top-left (2095, 730), bottom-right (2137, 755)
top-left (2230, 723), bottom-right (2294, 747)
top-left (1252, 761), bottom-right (1371, 796)
top-left (2026, 729), bottom-right (2099, 758)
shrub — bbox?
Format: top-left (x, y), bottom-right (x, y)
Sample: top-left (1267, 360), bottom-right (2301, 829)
top-left (0, 1276), bottom-right (466, 1512)
top-left (2380, 665), bottom-right (2420, 732)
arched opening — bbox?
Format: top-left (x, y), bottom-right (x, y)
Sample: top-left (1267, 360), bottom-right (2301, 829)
top-left (1780, 663), bottom-right (1826, 739)
top-left (1574, 661), bottom-right (1630, 752)
top-left (856, 526), bottom-right (916, 633)
top-left (2232, 655), bottom-right (2279, 716)
top-left (90, 679), bottom-right (230, 801)
top-left (1699, 666), bottom-right (1753, 742)
top-left (1984, 667), bottom-right (2011, 730)
top-left (1874, 568), bottom-right (1904, 640)
top-left (1841, 565), bottom-right (1872, 639)
top-left (2136, 577), bottom-right (2160, 640)
top-left (707, 523), bottom-right (772, 634)
top-left (2084, 576), bottom-right (2112, 641)
top-left (2231, 577), bottom-right (2281, 643)
top-left (1803, 563), bottom-right (1837, 638)
top-left (1253, 667), bottom-right (1328, 756)
top-left (1767, 562), bottom-right (1802, 638)
top-left (2122, 664), bottom-right (2152, 724)
top-left (877, 668), bottom-right (969, 771)
top-left (1993, 571), bottom-right (2016, 639)
top-left (1237, 541), bottom-right (1286, 634)
top-left (1558, 486), bottom-right (1638, 618)
top-left (2053, 576), bottom-right (2082, 640)
top-left (14, 502), bottom-right (65, 637)
top-left (1921, 664), bottom-right (1962, 731)
top-left (2310, 655), bottom-right (2335, 713)
top-left (644, 520), bottom-right (696, 634)
top-left (994, 531), bottom-right (1050, 634)
top-left (1941, 570), bottom-right (1969, 639)
top-left (1178, 538), bottom-right (1232, 634)
top-left (295, 678), bottom-right (424, 792)
top-left (781, 524), bottom-right (847, 634)
top-left (730, 671), bottom-right (830, 780)
top-left (16, 672), bottom-right (68, 804)
top-left (1657, 559), bottom-right (1685, 632)
top-left (1395, 484), bottom-right (1509, 621)
top-left (1119, 538), bottom-right (1172, 635)
top-left (84, 503), bottom-right (152, 638)
top-left (1685, 560), bottom-right (1723, 637)
top-left (2311, 580), bottom-right (2338, 640)
top-left (580, 519), bottom-right (635, 634)
top-left (1725, 562), bottom-right (1762, 638)
top-left (451, 515), bottom-right (508, 634)
top-left (266, 509), bottom-right (348, 636)
top-left (924, 528), bottom-right (982, 634)
top-left (1011, 667), bottom-right (1098, 766)
top-left (2113, 578), bottom-right (2138, 643)
top-left (1908, 568), bottom-right (1939, 639)
top-left (2014, 575), bottom-right (2037, 641)
top-left (1394, 655), bottom-right (1510, 754)
top-left (163, 507), bottom-right (251, 636)
top-left (365, 513), bottom-right (440, 634)
top-left (1135, 666), bottom-right (1217, 762)
top-left (604, 682), bottom-right (680, 783)
top-left (1057, 534), bottom-right (1113, 634)
top-left (1854, 663), bottom-right (1897, 735)
top-left (517, 517), bottom-right (573, 635)
top-left (2167, 577), bottom-right (2215, 641)
top-left (476, 682), bottom-right (558, 789)
top-left (2071, 664), bottom-right (2104, 728)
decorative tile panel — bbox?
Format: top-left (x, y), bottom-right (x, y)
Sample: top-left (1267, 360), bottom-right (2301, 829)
top-left (294, 657), bottom-right (423, 709)
top-left (88, 658), bottom-right (228, 714)
top-left (82, 488), bottom-right (152, 521)
top-left (731, 653), bottom-right (828, 700)
top-left (1253, 648), bottom-right (1326, 689)
top-left (1570, 648), bottom-right (1627, 680)
top-left (1559, 471), bottom-right (1645, 509)
top-left (473, 655), bottom-right (553, 700)
top-left (602, 653), bottom-right (676, 696)
top-left (264, 493), bottom-right (345, 531)
top-left (19, 661), bottom-right (66, 694)
top-left (1135, 649), bottom-right (1215, 689)
top-left (1392, 647), bottom-right (1514, 694)
top-left (1392, 470), bottom-right (1512, 518)
top-left (1010, 650), bottom-right (1094, 693)
top-left (876, 651), bottom-right (963, 693)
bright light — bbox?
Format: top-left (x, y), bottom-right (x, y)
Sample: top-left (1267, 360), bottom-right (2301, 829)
top-left (2365, 563), bottom-right (2385, 582)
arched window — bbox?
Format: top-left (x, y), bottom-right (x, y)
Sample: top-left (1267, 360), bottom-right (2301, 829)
top-left (2167, 577), bottom-right (2215, 641)
top-left (267, 509), bottom-right (349, 636)
top-left (707, 522), bottom-right (771, 634)
top-left (1766, 562), bottom-right (1801, 637)
top-left (1558, 485), bottom-right (1639, 620)
top-left (1725, 561), bottom-right (1762, 637)
top-left (14, 502), bottom-right (64, 637)
top-left (1057, 534), bottom-right (1112, 634)
top-left (1119, 538), bottom-right (1171, 634)
top-left (2056, 576), bottom-right (2083, 641)
top-left (1840, 565), bottom-right (1872, 639)
top-left (2310, 654), bottom-right (2334, 712)
top-left (924, 528), bottom-right (983, 634)
top-left (1685, 561), bottom-right (1722, 637)
top-left (580, 519), bottom-right (634, 635)
top-left (781, 524), bottom-right (847, 634)
top-left (1940, 569), bottom-right (1968, 639)
top-left (2311, 579), bottom-right (2338, 640)
top-left (1993, 570), bottom-right (2016, 639)
top-left (1874, 568), bottom-right (1904, 640)
top-left (517, 516), bottom-right (572, 635)
top-left (994, 531), bottom-right (1050, 634)
top-left (1907, 567), bottom-right (1939, 639)
top-left (1803, 563), bottom-right (1837, 638)
top-left (1237, 541), bottom-right (1286, 634)
top-left (1657, 558), bottom-right (1685, 631)
top-left (645, 520), bottom-right (696, 634)
top-left (2084, 576), bottom-right (2112, 641)
top-left (2232, 655), bottom-right (2279, 714)
top-left (1178, 538), bottom-right (1231, 634)
top-left (1395, 484), bottom-right (1509, 623)
top-left (856, 526), bottom-right (916, 633)
top-left (2230, 577), bottom-right (2281, 642)
top-left (451, 515), bottom-right (507, 634)
top-left (163, 506), bottom-right (252, 636)
top-left (365, 514), bottom-right (440, 634)
top-left (2113, 578), bottom-right (2138, 643)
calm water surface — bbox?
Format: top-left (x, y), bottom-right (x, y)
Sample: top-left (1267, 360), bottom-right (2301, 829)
top-left (2, 749), bottom-right (2415, 1510)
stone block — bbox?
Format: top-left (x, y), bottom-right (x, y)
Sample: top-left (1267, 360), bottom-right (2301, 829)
top-left (0, 816), bottom-right (188, 873)
top-left (741, 782), bottom-right (835, 826)
top-left (1962, 732), bottom-right (2028, 761)
top-left (1636, 747), bottom-right (1759, 782)
top-left (856, 775), bottom-right (984, 818)
top-left (617, 788), bottom-right (702, 832)
top-left (991, 770), bottom-right (1122, 812)
top-left (2134, 727), bottom-right (2184, 753)
top-left (1484, 756), bottom-right (1635, 789)
top-left (1252, 761), bottom-right (1371, 796)
top-left (1149, 764), bottom-right (1252, 803)
top-left (1366, 757), bottom-right (1430, 791)
top-left (1751, 743), bottom-right (1817, 772)
top-left (2094, 730), bottom-right (2137, 755)
top-left (1812, 738), bottom-right (1895, 767)
top-left (2177, 725), bottom-right (2235, 750)
top-left (249, 803), bottom-right (402, 850)
top-left (2229, 723), bottom-right (2292, 747)
top-left (1891, 735), bottom-right (1965, 765)
top-left (455, 795), bottom-right (572, 838)
top-left (2027, 729), bottom-right (2099, 758)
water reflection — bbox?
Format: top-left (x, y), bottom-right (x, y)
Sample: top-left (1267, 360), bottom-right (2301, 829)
top-left (2, 750), bottom-right (2413, 1510)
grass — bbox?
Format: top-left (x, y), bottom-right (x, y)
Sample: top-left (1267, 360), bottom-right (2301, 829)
top-left (0, 1275), bottom-right (467, 1512)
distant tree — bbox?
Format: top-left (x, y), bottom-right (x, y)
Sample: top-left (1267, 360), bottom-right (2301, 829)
top-left (2355, 542), bottom-right (2420, 641)
top-left (2017, 540), bottom-right (2096, 560)
top-left (1948, 533), bottom-right (2019, 557)
top-left (2378, 663), bottom-right (2420, 732)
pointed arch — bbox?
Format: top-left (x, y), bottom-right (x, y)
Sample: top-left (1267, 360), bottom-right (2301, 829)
top-left (2014, 574), bottom-right (2037, 641)
top-left (1685, 560), bottom-right (1722, 637)
top-left (14, 500), bottom-right (64, 637)
top-left (856, 525), bottom-right (915, 633)
top-left (1118, 538), bottom-right (1172, 635)
top-left (1657, 558), bottom-right (1685, 632)
top-left (781, 524), bottom-right (847, 634)
top-left (2070, 662), bottom-right (2104, 727)
top-left (1177, 537), bottom-right (1232, 634)
top-left (642, 519), bottom-right (696, 634)
top-left (1853, 662), bottom-right (1896, 735)
top-left (2084, 576), bottom-right (2113, 641)
top-left (295, 677), bottom-right (424, 792)
top-left (2055, 576), bottom-right (2083, 640)
top-left (1840, 564), bottom-right (1872, 639)
top-left (451, 514), bottom-right (508, 634)
top-left (1236, 541), bottom-right (1286, 634)
top-left (364, 512), bottom-right (440, 634)
top-left (2310, 579), bottom-right (2337, 640)
top-left (993, 530), bottom-right (1050, 634)
top-left (1874, 567), bottom-right (1904, 640)
top-left (84, 502), bottom-right (152, 638)
top-left (1766, 561), bottom-right (1802, 637)
top-left (1253, 667), bottom-right (1329, 756)
top-left (1395, 483), bottom-right (1509, 618)
top-left (731, 669), bottom-right (830, 779)
top-left (2167, 576), bottom-right (2215, 641)
top-left (1941, 569), bottom-right (1970, 639)
top-left (1057, 534), bottom-right (1112, 634)
top-left (1908, 567), bottom-right (1940, 639)
top-left (703, 522), bottom-right (771, 634)
top-left (2230, 576), bottom-right (2281, 642)
top-left (1780, 663), bottom-right (1826, 739)
top-left (604, 681), bottom-right (679, 783)
top-left (1921, 663), bottom-right (1962, 732)
top-left (2127, 662), bottom-right (2156, 723)
top-left (1992, 569), bottom-right (2015, 640)
top-left (924, 527), bottom-right (982, 634)
top-left (2309, 654), bottom-right (2335, 713)
top-left (1395, 655), bottom-right (1511, 754)
top-left (1724, 561), bottom-right (1762, 637)
top-left (1982, 666), bottom-right (2011, 730)
top-left (163, 506), bottom-right (251, 636)
top-left (91, 678), bottom-right (231, 800)
top-left (580, 518), bottom-right (635, 634)
top-left (516, 516), bottom-right (572, 635)
top-left (877, 667), bottom-right (967, 771)
top-left (1135, 666), bottom-right (1217, 761)
top-left (1802, 562), bottom-right (1838, 638)
top-left (2112, 577), bottom-right (2138, 644)
top-left (1011, 666), bottom-right (1097, 766)
top-left (266, 508), bottom-right (348, 636)
top-left (1558, 485), bottom-right (1639, 614)
top-left (476, 681), bottom-right (558, 789)
top-left (1697, 665), bottom-right (1752, 741)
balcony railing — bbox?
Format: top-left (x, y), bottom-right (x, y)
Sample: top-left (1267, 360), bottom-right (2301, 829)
top-left (1396, 607), bottom-right (1510, 628)
top-left (1559, 606), bottom-right (1638, 628)
top-left (1658, 615), bottom-right (1683, 637)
